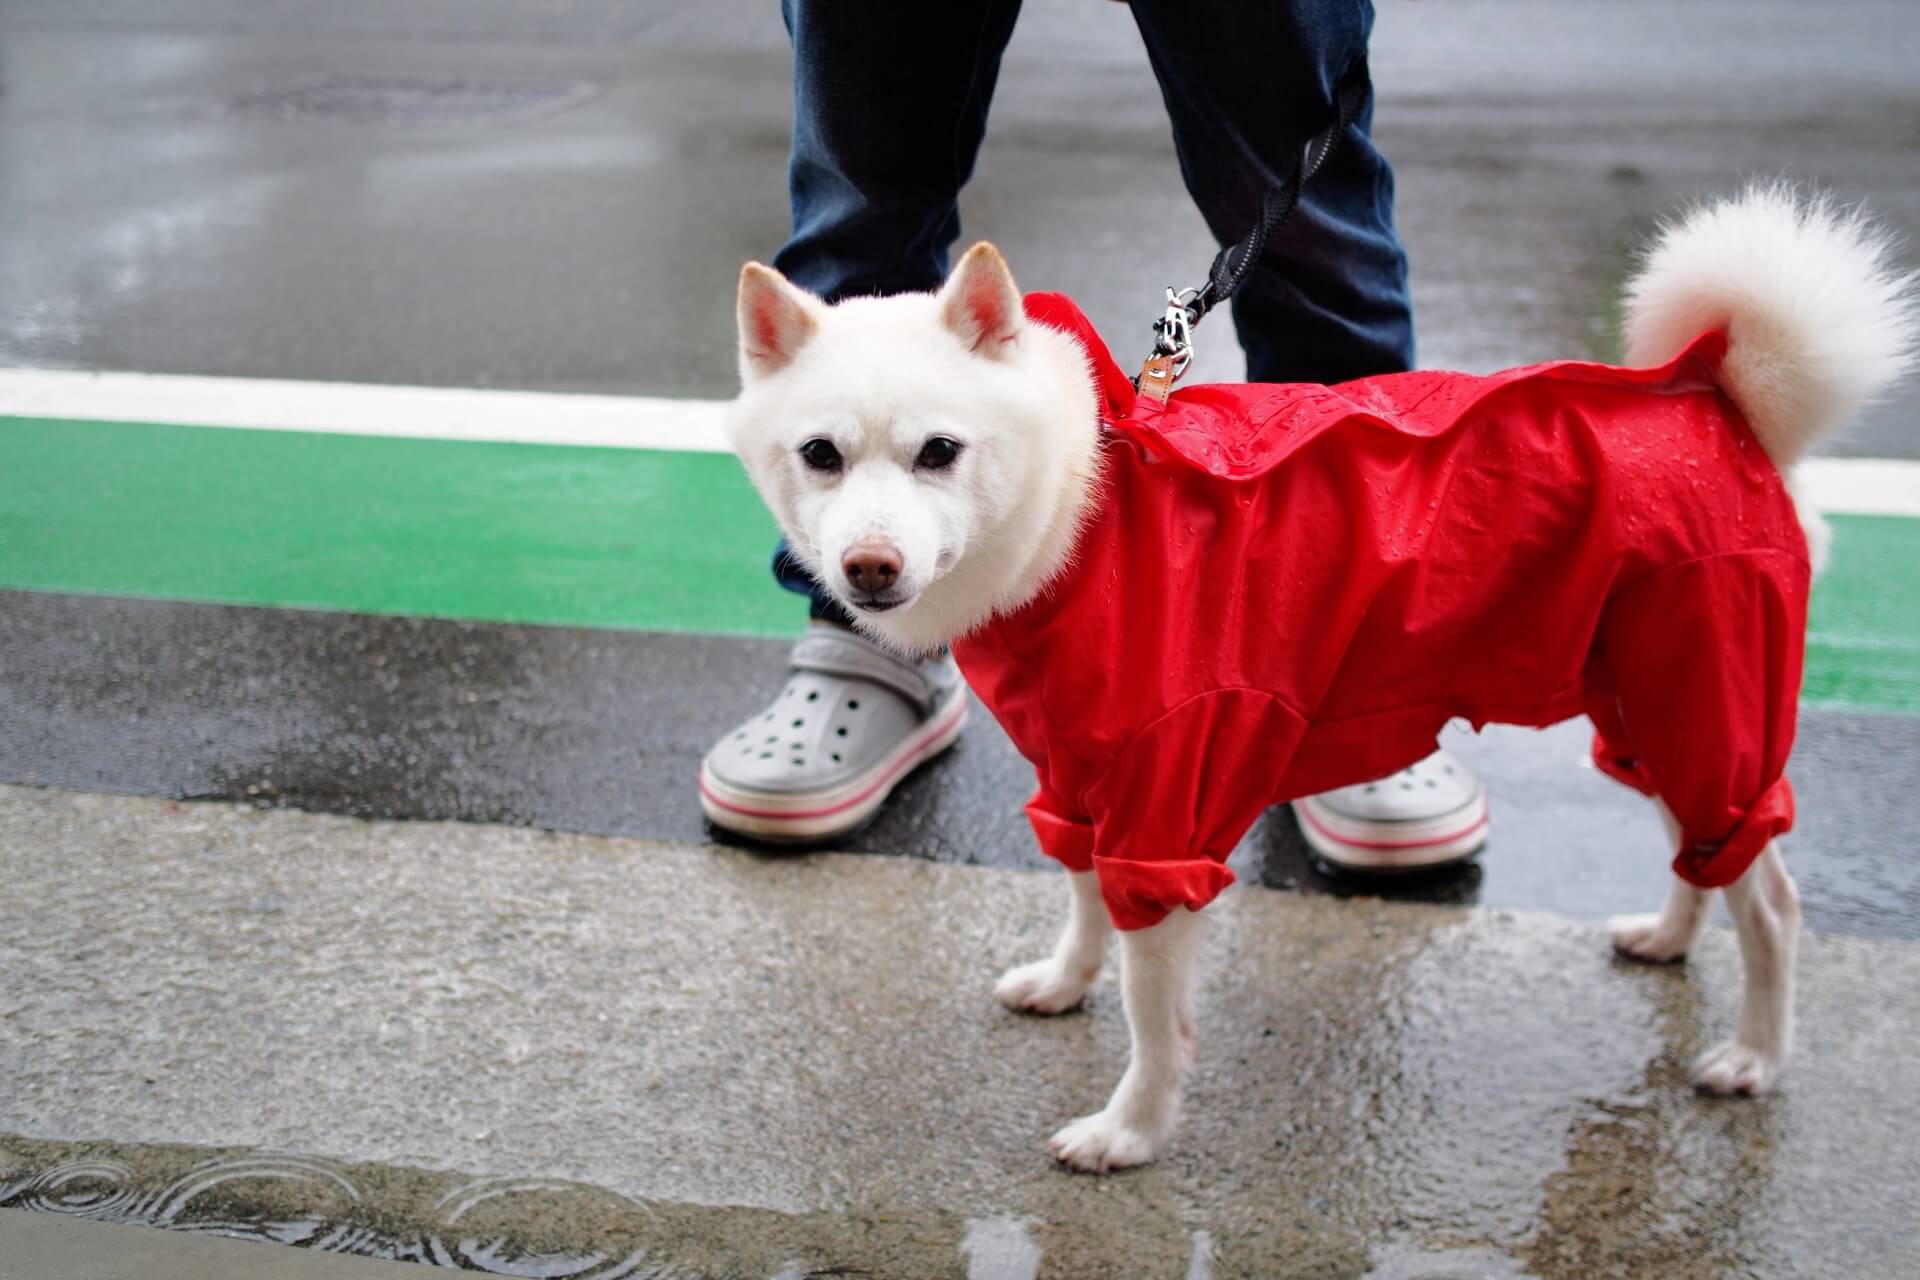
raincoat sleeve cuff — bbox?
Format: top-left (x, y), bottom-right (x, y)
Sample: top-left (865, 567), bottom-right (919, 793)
top-left (1091, 855), bottom-right (1237, 932)
top-left (1671, 776), bottom-right (1795, 889)
top-left (1025, 790), bottom-right (1095, 872)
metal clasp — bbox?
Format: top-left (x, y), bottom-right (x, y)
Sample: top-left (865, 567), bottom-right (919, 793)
top-left (1151, 286), bottom-right (1200, 381)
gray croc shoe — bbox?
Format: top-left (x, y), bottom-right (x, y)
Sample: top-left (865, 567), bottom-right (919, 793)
top-left (1292, 748), bottom-right (1489, 873)
top-left (699, 624), bottom-right (968, 843)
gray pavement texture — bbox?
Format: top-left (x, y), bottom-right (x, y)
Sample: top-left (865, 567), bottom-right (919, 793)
top-left (7, 589), bottom-right (1920, 943)
top-left (0, 1), bottom-right (1916, 460)
top-left (6, 784), bottom-right (1920, 1278)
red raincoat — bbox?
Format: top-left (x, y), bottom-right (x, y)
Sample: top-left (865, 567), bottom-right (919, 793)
top-left (951, 294), bottom-right (1808, 931)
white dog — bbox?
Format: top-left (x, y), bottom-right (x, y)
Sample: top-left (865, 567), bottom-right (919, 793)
top-left (724, 187), bottom-right (1913, 1172)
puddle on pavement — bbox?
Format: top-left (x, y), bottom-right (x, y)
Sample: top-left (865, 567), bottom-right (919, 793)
top-left (0, 1133), bottom-right (1385, 1278)
top-left (0, 1141), bottom-right (732, 1278)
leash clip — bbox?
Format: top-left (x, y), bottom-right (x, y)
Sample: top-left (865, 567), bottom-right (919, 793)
top-left (1137, 287), bottom-right (1200, 405)
top-left (1154, 286), bottom-right (1200, 375)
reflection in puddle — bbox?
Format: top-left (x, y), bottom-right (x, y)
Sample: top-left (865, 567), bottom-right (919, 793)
top-left (6, 1156), bottom-right (146, 1221)
top-left (959, 1215), bottom-right (1040, 1280)
top-left (0, 1151), bottom-right (666, 1278)
top-left (147, 1153), bottom-right (362, 1247)
top-left (1186, 1228), bottom-right (1216, 1280)
top-left (1363, 1241), bottom-right (1537, 1278)
top-left (424, 1177), bottom-right (654, 1279)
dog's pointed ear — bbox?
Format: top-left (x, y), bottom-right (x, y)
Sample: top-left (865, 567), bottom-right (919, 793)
top-left (939, 243), bottom-right (1023, 359)
top-left (738, 262), bottom-right (820, 380)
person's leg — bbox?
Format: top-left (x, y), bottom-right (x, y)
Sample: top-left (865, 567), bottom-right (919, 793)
top-left (705, 1), bottom-right (1021, 842)
top-left (1125, 0), bottom-right (1412, 383)
top-left (777, 0), bottom-right (1024, 302)
top-left (771, 540), bottom-right (854, 625)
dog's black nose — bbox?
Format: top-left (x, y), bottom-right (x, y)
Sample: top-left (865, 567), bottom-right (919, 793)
top-left (842, 541), bottom-right (902, 595)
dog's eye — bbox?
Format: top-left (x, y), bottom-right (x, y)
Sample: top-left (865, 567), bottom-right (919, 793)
top-left (799, 438), bottom-right (842, 473)
top-left (915, 437), bottom-right (962, 471)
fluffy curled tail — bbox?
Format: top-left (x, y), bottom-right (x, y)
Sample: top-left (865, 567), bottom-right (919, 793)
top-left (1623, 183), bottom-right (1917, 468)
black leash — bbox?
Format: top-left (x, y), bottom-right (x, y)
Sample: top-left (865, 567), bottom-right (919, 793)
top-left (1136, 58), bottom-right (1371, 402)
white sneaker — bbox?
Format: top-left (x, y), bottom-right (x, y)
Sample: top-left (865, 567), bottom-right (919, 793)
top-left (1292, 749), bottom-right (1489, 872)
top-left (698, 624), bottom-right (967, 843)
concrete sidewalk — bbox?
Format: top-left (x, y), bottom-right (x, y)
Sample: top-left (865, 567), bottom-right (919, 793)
top-left (4, 784), bottom-right (1918, 1277)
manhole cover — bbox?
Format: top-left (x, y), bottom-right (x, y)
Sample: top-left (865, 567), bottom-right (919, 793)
top-left (229, 74), bottom-right (597, 124)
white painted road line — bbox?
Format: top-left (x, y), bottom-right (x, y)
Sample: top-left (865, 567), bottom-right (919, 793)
top-left (2, 367), bottom-right (1915, 515)
top-left (0, 367), bottom-right (734, 453)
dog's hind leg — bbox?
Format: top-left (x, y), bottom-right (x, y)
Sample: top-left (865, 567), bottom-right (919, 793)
top-left (995, 870), bottom-right (1110, 1015)
top-left (1585, 553), bottom-right (1806, 1093)
top-left (1608, 802), bottom-right (1715, 963)
top-left (1694, 841), bottom-right (1799, 1095)
top-left (1047, 905), bottom-right (1206, 1173)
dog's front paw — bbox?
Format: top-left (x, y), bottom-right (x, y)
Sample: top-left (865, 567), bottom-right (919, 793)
top-left (994, 957), bottom-right (1095, 1015)
top-left (1692, 1039), bottom-right (1784, 1096)
top-left (1608, 911), bottom-right (1695, 964)
top-left (1046, 1109), bottom-right (1165, 1173)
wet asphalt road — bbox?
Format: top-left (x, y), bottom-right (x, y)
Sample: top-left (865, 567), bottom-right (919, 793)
top-left (7, 588), bottom-right (1918, 941)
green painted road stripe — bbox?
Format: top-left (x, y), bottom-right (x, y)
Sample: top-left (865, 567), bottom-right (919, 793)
top-left (1, 416), bottom-right (794, 638)
top-left (1802, 513), bottom-right (1920, 714)
top-left (4, 415), bottom-right (1917, 714)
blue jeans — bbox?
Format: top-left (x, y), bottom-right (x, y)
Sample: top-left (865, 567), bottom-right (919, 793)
top-left (772, 0), bottom-right (1413, 624)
